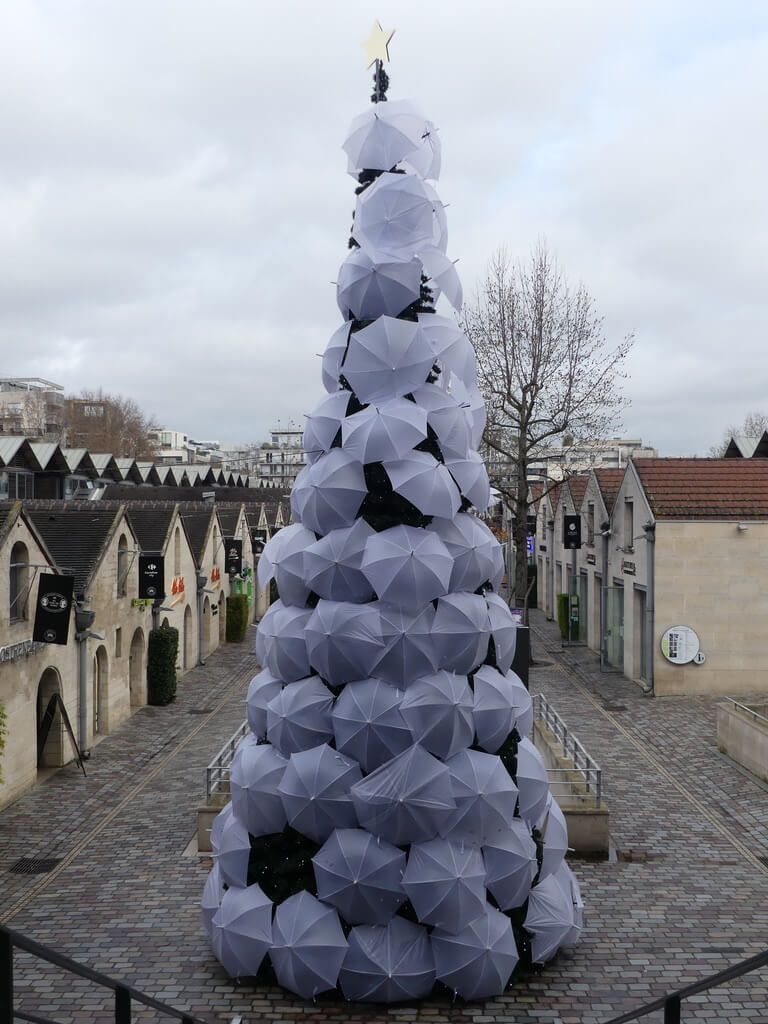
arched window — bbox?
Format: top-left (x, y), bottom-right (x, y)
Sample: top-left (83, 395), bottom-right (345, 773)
top-left (174, 526), bottom-right (181, 576)
top-left (117, 534), bottom-right (128, 598)
top-left (10, 541), bottom-right (29, 621)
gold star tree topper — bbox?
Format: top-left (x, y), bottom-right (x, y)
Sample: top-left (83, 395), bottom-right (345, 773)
top-left (361, 20), bottom-right (395, 68)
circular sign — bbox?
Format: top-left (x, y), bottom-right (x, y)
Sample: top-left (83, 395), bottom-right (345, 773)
top-left (693, 650), bottom-right (706, 665)
top-left (660, 625), bottom-right (700, 665)
top-left (146, 586), bottom-right (157, 597)
top-left (43, 629), bottom-right (57, 642)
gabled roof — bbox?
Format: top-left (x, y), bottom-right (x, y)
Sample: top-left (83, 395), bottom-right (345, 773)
top-left (723, 431), bottom-right (768, 459)
top-left (565, 474), bottom-right (589, 510)
top-left (125, 504), bottom-right (178, 554)
top-left (60, 448), bottom-right (98, 477)
top-left (593, 468), bottom-right (625, 513)
top-left (178, 506), bottom-right (215, 567)
top-left (0, 437), bottom-right (42, 471)
top-left (216, 506), bottom-right (241, 536)
top-left (0, 502), bottom-right (58, 568)
top-left (90, 453), bottom-right (122, 481)
top-left (29, 443), bottom-right (68, 473)
top-left (632, 458), bottom-right (768, 520)
top-left (114, 458), bottom-right (142, 484)
top-left (135, 462), bottom-right (162, 485)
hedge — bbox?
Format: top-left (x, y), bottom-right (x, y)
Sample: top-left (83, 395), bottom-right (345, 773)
top-left (226, 594), bottom-right (249, 643)
top-left (147, 625), bottom-right (179, 705)
top-left (556, 593), bottom-right (569, 639)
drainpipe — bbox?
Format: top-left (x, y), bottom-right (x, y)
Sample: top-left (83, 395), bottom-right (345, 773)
top-left (546, 519), bottom-right (555, 620)
top-left (74, 603), bottom-right (97, 758)
top-left (642, 521), bottom-right (656, 695)
top-left (600, 520), bottom-right (610, 671)
top-left (197, 573), bottom-right (207, 667)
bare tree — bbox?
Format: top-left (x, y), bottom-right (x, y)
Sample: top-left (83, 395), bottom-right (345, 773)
top-left (64, 389), bottom-right (159, 459)
top-left (462, 243), bottom-right (634, 608)
top-left (707, 411), bottom-right (768, 456)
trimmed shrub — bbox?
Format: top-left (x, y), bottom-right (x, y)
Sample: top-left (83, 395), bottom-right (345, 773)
top-left (147, 625), bottom-right (179, 705)
top-left (226, 594), bottom-right (249, 643)
top-left (556, 593), bottom-right (569, 639)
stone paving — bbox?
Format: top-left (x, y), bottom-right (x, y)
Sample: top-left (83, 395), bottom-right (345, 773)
top-left (1, 616), bottom-right (767, 1023)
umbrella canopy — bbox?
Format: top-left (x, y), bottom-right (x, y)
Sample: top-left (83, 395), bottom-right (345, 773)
top-left (516, 737), bottom-right (550, 827)
top-left (418, 314), bottom-right (474, 382)
top-left (506, 670), bottom-right (533, 738)
top-left (351, 744), bottom-right (456, 845)
top-left (342, 317), bottom-right (435, 404)
top-left (270, 890), bottom-right (349, 998)
top-left (373, 601), bottom-right (438, 685)
top-left (424, 181), bottom-right (448, 253)
top-left (401, 838), bottom-right (486, 932)
top-left (525, 871), bottom-right (576, 964)
top-left (305, 600), bottom-right (383, 687)
top-left (271, 524), bottom-right (316, 608)
top-left (303, 519), bottom-right (375, 603)
top-left (431, 593), bottom-right (490, 674)
top-left (339, 917), bottom-right (435, 1002)
top-left (400, 118), bottom-right (441, 180)
top-left (211, 802), bottom-right (250, 889)
top-left (472, 665), bottom-right (523, 754)
top-left (246, 668), bottom-right (282, 738)
top-left (446, 374), bottom-right (486, 448)
top-left (539, 798), bottom-right (569, 880)
top-left (361, 524), bottom-right (452, 611)
top-left (440, 748), bottom-right (519, 847)
top-left (332, 677), bottom-right (412, 773)
top-left (342, 397), bottom-right (428, 464)
top-left (353, 172), bottom-right (438, 260)
top-left (291, 449), bottom-right (367, 536)
top-left (411, 385), bottom-right (471, 460)
top-left (303, 391), bottom-right (351, 465)
top-left (313, 827), bottom-right (406, 925)
top-left (427, 514), bottom-right (497, 593)
top-left (446, 452), bottom-right (491, 511)
top-left (257, 601), bottom-right (313, 682)
top-left (382, 451), bottom-right (461, 518)
top-left (230, 734), bottom-right (288, 837)
top-left (419, 250), bottom-right (463, 311)
top-left (278, 743), bottom-right (362, 843)
top-left (432, 904), bottom-right (519, 999)
top-left (337, 248), bottom-right (423, 321)
top-left (343, 99), bottom-right (428, 174)
top-left (201, 861), bottom-right (224, 940)
top-left (485, 593), bottom-right (517, 675)
top-left (552, 861), bottom-right (583, 947)
top-left (399, 671), bottom-right (474, 760)
top-left (211, 883), bottom-right (273, 980)
top-left (482, 819), bottom-right (538, 911)
top-left (266, 675), bottom-right (335, 755)
top-left (321, 322), bottom-right (351, 394)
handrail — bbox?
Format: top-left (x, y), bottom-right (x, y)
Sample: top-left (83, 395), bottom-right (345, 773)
top-left (205, 720), bottom-right (249, 800)
top-left (532, 693), bottom-right (602, 807)
top-left (602, 947), bottom-right (768, 1023)
top-left (0, 925), bottom-right (210, 1024)
top-left (725, 696), bottom-right (768, 727)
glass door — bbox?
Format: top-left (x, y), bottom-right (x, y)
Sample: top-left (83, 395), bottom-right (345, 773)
top-left (604, 585), bottom-right (624, 670)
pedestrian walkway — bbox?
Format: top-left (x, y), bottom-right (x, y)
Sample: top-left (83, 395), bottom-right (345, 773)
top-left (1, 621), bottom-right (767, 1023)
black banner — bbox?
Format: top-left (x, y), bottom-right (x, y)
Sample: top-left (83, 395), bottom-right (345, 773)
top-left (139, 555), bottom-right (165, 599)
top-left (33, 574), bottom-right (75, 645)
top-left (251, 528), bottom-right (267, 553)
top-left (225, 539), bottom-right (243, 576)
top-left (563, 514), bottom-right (582, 550)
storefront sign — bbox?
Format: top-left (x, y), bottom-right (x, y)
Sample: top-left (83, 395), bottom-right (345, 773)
top-left (621, 559), bottom-right (636, 576)
top-left (0, 639), bottom-right (46, 662)
top-left (225, 539), bottom-right (243, 577)
top-left (33, 574), bottom-right (75, 645)
top-left (563, 514), bottom-right (582, 550)
top-left (170, 576), bottom-right (185, 595)
top-left (139, 555), bottom-right (165, 599)
top-left (251, 528), bottom-right (267, 553)
top-left (586, 553), bottom-right (596, 565)
top-left (660, 625), bottom-right (701, 665)
top-left (211, 567), bottom-right (221, 584)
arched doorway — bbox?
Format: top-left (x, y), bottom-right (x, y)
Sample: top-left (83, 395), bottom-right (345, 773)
top-left (129, 628), bottom-right (145, 707)
top-left (37, 667), bottom-right (64, 770)
top-left (218, 597), bottom-right (226, 644)
top-left (183, 604), bottom-right (192, 670)
top-left (203, 596), bottom-right (211, 658)
top-left (92, 645), bottom-right (109, 736)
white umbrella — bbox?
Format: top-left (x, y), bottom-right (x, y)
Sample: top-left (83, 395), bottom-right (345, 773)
top-left (539, 798), bottom-right (569, 881)
top-left (303, 519), bottom-right (375, 603)
top-left (258, 601), bottom-right (313, 682)
top-left (360, 524), bottom-right (452, 611)
top-left (342, 317), bottom-right (435, 404)
top-left (401, 838), bottom-right (486, 932)
top-left (427, 513), bottom-right (497, 593)
top-left (418, 251), bottom-right (463, 311)
top-left (485, 593), bottom-right (517, 675)
top-left (431, 593), bottom-right (490, 674)
top-left (446, 452), bottom-right (491, 511)
top-left (373, 601), bottom-right (438, 685)
top-left (472, 665), bottom-right (522, 754)
top-left (431, 904), bottom-right (519, 999)
top-left (424, 181), bottom-right (448, 253)
top-left (257, 522), bottom-right (304, 590)
top-left (552, 861), bottom-right (583, 947)
top-left (353, 172), bottom-right (438, 260)
top-left (332, 677), bottom-right (412, 773)
top-left (446, 374), bottom-right (486, 448)
top-left (341, 397), bottom-right (427, 464)
top-left (303, 391), bottom-right (351, 465)
top-left (313, 827), bottom-right (406, 925)
top-left (211, 802), bottom-right (250, 889)
top-left (419, 314), bottom-right (475, 385)
top-left (291, 449), bottom-right (367, 536)
top-left (339, 917), bottom-right (435, 1002)
top-left (399, 671), bottom-right (474, 760)
top-left (382, 452), bottom-right (461, 518)
top-left (524, 871), bottom-right (576, 964)
top-left (230, 734), bottom-right (288, 837)
top-left (482, 819), bottom-right (538, 911)
top-left (321, 322), bottom-right (351, 394)
top-left (266, 676), bottom-right (335, 755)
top-left (201, 861), bottom-right (224, 940)
top-left (440, 748), bottom-right (519, 847)
top-left (270, 890), bottom-right (349, 998)
top-left (343, 99), bottom-right (428, 174)
top-left (337, 248), bottom-right (423, 321)
top-left (411, 385), bottom-right (471, 460)
top-left (351, 744), bottom-right (456, 845)
top-left (278, 743), bottom-right (362, 843)
top-left (505, 670), bottom-right (533, 738)
top-left (246, 668), bottom-right (282, 738)
top-left (400, 118), bottom-right (441, 180)
top-left (211, 883), bottom-right (273, 980)
top-left (516, 737), bottom-right (550, 827)
top-left (305, 600), bottom-right (383, 687)
top-left (271, 524), bottom-right (316, 608)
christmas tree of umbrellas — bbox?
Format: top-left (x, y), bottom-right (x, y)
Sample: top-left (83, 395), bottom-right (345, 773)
top-left (201, 47), bottom-right (583, 1003)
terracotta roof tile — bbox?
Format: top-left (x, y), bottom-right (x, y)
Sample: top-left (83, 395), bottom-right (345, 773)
top-left (566, 475), bottom-right (589, 509)
top-left (594, 468), bottom-right (625, 511)
top-left (632, 458), bottom-right (768, 519)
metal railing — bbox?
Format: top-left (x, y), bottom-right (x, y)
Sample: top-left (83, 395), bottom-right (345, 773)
top-left (602, 946), bottom-right (768, 1023)
top-left (725, 696), bottom-right (768, 727)
top-left (532, 693), bottom-right (602, 807)
top-left (0, 925), bottom-right (209, 1024)
top-left (205, 720), bottom-right (249, 801)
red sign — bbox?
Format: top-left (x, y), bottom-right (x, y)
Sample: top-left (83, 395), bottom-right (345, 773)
top-left (211, 567), bottom-right (221, 583)
top-left (170, 576), bottom-right (185, 595)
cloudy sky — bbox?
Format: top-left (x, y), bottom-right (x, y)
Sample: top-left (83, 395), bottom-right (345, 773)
top-left (2, 1), bottom-right (766, 455)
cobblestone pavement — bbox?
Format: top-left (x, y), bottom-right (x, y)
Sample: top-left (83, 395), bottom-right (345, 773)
top-left (2, 617), bottom-right (767, 1024)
